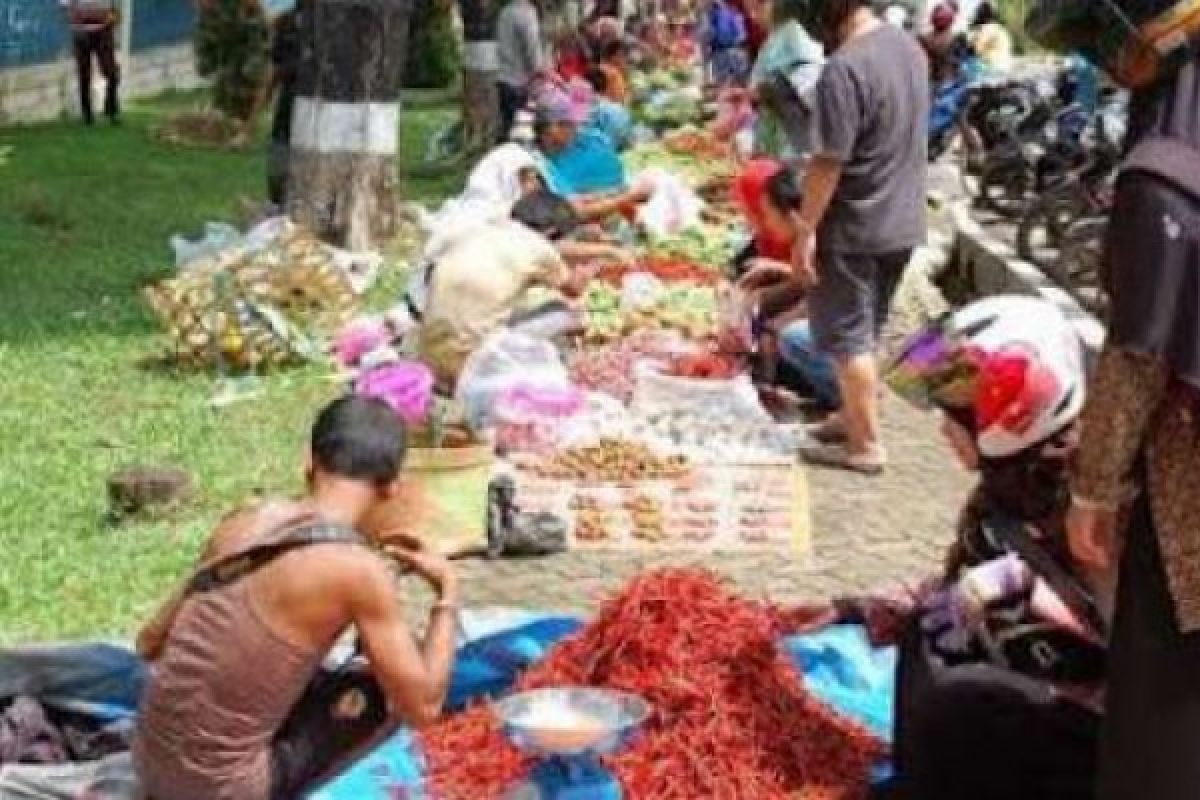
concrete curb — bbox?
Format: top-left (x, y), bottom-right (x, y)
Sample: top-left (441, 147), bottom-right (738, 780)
top-left (949, 203), bottom-right (1106, 354)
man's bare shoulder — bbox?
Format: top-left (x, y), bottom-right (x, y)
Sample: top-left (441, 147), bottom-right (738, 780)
top-left (206, 497), bottom-right (310, 558)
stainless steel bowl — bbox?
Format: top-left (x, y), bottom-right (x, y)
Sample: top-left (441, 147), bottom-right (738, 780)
top-left (495, 688), bottom-right (651, 757)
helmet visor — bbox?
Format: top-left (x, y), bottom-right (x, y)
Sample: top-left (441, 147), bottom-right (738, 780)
top-left (885, 314), bottom-right (981, 412)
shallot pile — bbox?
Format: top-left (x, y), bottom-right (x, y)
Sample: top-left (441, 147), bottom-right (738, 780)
top-left (568, 330), bottom-right (689, 403)
top-left (420, 569), bottom-right (883, 800)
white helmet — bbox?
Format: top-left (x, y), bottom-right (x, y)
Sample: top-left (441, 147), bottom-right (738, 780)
top-left (887, 295), bottom-right (1087, 459)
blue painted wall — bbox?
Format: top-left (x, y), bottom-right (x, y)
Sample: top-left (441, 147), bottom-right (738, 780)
top-left (131, 0), bottom-right (195, 52)
top-left (0, 0), bottom-right (196, 69)
top-left (0, 0), bottom-right (69, 68)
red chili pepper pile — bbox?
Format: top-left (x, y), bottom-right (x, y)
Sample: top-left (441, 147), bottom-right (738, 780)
top-left (667, 351), bottom-right (740, 380)
top-left (420, 569), bottom-right (883, 800)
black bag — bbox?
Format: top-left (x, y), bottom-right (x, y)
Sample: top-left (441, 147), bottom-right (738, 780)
top-left (892, 614), bottom-right (1100, 800)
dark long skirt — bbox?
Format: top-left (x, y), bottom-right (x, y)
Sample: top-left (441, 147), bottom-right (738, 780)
top-left (1098, 491), bottom-right (1200, 800)
top-left (891, 616), bottom-right (1099, 800)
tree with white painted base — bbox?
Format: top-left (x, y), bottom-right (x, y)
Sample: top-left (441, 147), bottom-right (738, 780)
top-left (287, 0), bottom-right (411, 250)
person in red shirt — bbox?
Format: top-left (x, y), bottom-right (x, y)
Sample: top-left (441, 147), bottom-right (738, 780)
top-left (732, 158), bottom-right (796, 265)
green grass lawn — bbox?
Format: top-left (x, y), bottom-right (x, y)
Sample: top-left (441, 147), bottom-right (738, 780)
top-left (0, 92), bottom-right (463, 641)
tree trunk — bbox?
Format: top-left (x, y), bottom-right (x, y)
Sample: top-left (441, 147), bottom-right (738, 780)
top-left (459, 0), bottom-right (498, 151)
top-left (287, 0), bottom-right (412, 250)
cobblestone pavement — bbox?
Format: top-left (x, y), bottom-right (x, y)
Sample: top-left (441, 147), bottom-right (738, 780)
top-left (401, 399), bottom-right (973, 617)
top-left (398, 174), bottom-right (976, 619)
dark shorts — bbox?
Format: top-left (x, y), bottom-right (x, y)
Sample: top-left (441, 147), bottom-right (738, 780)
top-left (809, 249), bottom-right (912, 358)
top-left (269, 663), bottom-right (391, 799)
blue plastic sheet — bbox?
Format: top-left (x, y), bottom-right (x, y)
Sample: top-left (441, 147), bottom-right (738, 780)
top-left (784, 625), bottom-right (897, 742)
top-left (0, 619), bottom-right (900, 799)
top-left (316, 613), bottom-right (582, 800)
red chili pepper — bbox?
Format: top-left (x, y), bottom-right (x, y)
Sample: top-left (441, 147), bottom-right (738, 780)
top-left (418, 570), bottom-right (883, 799)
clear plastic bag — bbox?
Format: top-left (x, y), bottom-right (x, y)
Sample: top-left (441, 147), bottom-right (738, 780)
top-left (455, 332), bottom-right (569, 432)
top-left (632, 361), bottom-right (770, 422)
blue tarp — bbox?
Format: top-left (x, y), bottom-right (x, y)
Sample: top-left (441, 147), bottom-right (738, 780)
top-left (0, 615), bottom-right (898, 799)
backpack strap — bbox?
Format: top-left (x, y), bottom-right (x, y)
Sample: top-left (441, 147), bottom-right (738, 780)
top-left (1122, 135), bottom-right (1200, 204)
top-left (186, 519), bottom-right (366, 596)
top-left (980, 514), bottom-right (1108, 637)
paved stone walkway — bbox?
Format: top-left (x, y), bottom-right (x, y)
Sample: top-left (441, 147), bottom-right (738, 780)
top-left (398, 177), bottom-right (976, 619)
top-left (401, 398), bottom-right (973, 617)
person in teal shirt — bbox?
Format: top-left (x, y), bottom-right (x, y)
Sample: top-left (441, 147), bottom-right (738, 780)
top-left (533, 88), bottom-right (629, 195)
top-left (583, 67), bottom-right (634, 150)
top-left (747, 0), bottom-right (823, 159)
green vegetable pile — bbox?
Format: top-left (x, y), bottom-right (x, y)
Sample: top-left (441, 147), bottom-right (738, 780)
top-left (644, 225), bottom-right (744, 271)
top-left (583, 282), bottom-right (718, 342)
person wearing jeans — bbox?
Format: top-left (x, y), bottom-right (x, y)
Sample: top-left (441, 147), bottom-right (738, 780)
top-left (778, 320), bottom-right (840, 409)
top-left (62, 0), bottom-right (121, 125)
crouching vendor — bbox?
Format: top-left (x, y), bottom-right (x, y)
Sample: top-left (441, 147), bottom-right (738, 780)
top-left (134, 396), bottom-right (459, 800)
top-left (882, 296), bottom-right (1106, 800)
top-left (415, 211), bottom-right (614, 391)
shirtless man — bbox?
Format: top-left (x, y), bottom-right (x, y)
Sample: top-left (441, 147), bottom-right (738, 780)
top-left (134, 395), bottom-right (458, 800)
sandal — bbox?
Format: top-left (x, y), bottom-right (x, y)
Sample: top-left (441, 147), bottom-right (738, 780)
top-left (800, 441), bottom-right (887, 476)
top-left (804, 415), bottom-right (848, 444)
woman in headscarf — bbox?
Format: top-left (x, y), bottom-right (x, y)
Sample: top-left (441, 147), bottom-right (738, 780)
top-left (1040, 1), bottom-right (1200, 791)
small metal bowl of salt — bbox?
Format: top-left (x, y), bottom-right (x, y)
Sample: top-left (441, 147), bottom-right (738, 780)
top-left (495, 688), bottom-right (651, 758)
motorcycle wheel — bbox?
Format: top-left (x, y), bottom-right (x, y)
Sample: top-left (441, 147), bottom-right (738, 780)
top-left (978, 159), bottom-right (1036, 218)
top-left (1016, 186), bottom-right (1085, 268)
top-left (1051, 216), bottom-right (1109, 315)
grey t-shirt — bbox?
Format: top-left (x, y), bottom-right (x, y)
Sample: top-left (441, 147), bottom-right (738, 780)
top-left (496, 0), bottom-right (544, 89)
top-left (809, 24), bottom-right (929, 254)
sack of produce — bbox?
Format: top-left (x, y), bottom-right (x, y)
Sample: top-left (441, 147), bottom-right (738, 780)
top-left (493, 385), bottom-right (587, 454)
top-left (455, 332), bottom-right (570, 432)
top-left (632, 359), bottom-right (770, 422)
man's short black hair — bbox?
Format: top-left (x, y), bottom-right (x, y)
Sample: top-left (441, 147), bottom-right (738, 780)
top-left (311, 395), bottom-right (406, 486)
top-left (765, 166), bottom-right (803, 213)
top-left (585, 66), bottom-right (610, 94)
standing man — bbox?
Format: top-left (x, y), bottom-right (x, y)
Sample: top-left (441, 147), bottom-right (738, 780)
top-left (787, 0), bottom-right (928, 474)
top-left (495, 0), bottom-right (546, 142)
top-left (62, 0), bottom-right (121, 125)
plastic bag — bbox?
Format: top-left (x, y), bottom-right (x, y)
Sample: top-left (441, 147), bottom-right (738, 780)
top-left (171, 222), bottom-right (243, 268)
top-left (634, 169), bottom-right (705, 238)
top-left (493, 384), bottom-right (587, 454)
top-left (632, 361), bottom-right (770, 422)
top-left (717, 284), bottom-right (756, 356)
top-left (455, 332), bottom-right (570, 432)
top-left (354, 361), bottom-right (434, 424)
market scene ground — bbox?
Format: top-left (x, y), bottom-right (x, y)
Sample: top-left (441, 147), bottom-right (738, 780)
top-left (3, 0), bottom-right (1200, 798)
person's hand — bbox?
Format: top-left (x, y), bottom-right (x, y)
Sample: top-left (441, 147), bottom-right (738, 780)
top-left (630, 183), bottom-right (655, 204)
top-left (1067, 501), bottom-right (1119, 570)
top-left (609, 246), bottom-right (639, 267)
top-left (383, 534), bottom-right (458, 597)
top-left (737, 259), bottom-right (793, 290)
top-left (791, 229), bottom-right (818, 288)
